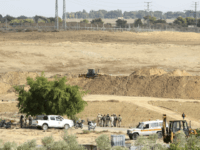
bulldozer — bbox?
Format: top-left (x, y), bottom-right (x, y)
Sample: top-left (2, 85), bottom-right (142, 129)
top-left (79, 69), bottom-right (104, 79)
top-left (162, 114), bottom-right (197, 143)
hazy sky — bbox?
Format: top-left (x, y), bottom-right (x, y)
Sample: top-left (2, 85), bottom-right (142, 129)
top-left (0, 0), bottom-right (197, 17)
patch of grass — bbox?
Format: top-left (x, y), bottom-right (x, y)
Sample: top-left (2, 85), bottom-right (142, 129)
top-left (102, 130), bottom-right (109, 132)
top-left (82, 130), bottom-right (91, 134)
top-left (107, 100), bottom-right (119, 102)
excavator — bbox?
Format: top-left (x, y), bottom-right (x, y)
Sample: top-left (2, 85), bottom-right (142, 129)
top-left (79, 69), bottom-right (104, 79)
top-left (162, 114), bottom-right (197, 143)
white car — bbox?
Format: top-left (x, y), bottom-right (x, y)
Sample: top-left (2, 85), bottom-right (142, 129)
top-left (36, 115), bottom-right (74, 130)
top-left (127, 120), bottom-right (168, 140)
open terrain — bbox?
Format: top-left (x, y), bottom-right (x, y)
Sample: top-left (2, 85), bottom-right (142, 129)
top-left (0, 30), bottom-right (200, 146)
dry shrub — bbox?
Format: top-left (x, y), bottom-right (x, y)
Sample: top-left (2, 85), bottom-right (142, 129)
top-left (107, 100), bottom-right (119, 103)
top-left (52, 29), bottom-right (59, 32)
top-left (25, 29), bottom-right (33, 32)
top-left (89, 100), bottom-right (100, 102)
top-left (167, 100), bottom-right (178, 102)
top-left (82, 130), bottom-right (90, 134)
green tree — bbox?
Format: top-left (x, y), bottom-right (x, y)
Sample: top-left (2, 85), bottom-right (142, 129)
top-left (185, 17), bottom-right (195, 26)
top-left (143, 15), bottom-right (157, 24)
top-left (154, 19), bottom-right (167, 24)
top-left (173, 17), bottom-right (187, 27)
top-left (116, 19), bottom-right (127, 28)
top-left (80, 19), bottom-right (89, 24)
top-left (13, 72), bottom-right (88, 118)
top-left (134, 18), bottom-right (143, 27)
top-left (91, 18), bottom-right (104, 24)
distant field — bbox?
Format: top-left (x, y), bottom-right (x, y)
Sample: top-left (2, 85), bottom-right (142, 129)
top-left (66, 18), bottom-right (175, 24)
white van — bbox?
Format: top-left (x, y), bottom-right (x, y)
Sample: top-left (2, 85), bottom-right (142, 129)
top-left (127, 120), bottom-right (168, 140)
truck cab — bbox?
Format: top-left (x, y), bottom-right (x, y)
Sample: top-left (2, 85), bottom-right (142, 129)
top-left (36, 115), bottom-right (74, 131)
top-left (127, 120), bottom-right (167, 140)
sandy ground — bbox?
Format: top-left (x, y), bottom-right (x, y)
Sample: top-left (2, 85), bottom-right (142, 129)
top-left (0, 30), bottom-right (200, 147)
top-left (0, 31), bottom-right (200, 75)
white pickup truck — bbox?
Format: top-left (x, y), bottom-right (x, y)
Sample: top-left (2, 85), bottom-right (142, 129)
top-left (35, 115), bottom-right (74, 130)
top-left (127, 120), bottom-right (168, 140)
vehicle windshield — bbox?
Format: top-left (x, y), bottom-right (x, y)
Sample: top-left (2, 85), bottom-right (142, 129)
top-left (136, 123), bottom-right (144, 129)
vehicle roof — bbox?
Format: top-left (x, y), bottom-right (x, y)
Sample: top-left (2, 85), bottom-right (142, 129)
top-left (141, 120), bottom-right (163, 124)
top-left (169, 120), bottom-right (187, 122)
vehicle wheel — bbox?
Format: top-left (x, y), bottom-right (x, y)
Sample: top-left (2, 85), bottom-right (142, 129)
top-left (157, 132), bottom-right (162, 139)
top-left (75, 125), bottom-right (79, 129)
top-left (42, 124), bottom-right (48, 131)
top-left (64, 124), bottom-right (70, 130)
top-left (132, 133), bottom-right (139, 140)
top-left (129, 135), bottom-right (133, 140)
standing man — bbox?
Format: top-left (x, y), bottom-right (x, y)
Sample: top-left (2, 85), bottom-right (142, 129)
top-left (97, 113), bottom-right (102, 126)
top-left (28, 115), bottom-right (32, 127)
top-left (106, 114), bottom-right (110, 127)
top-left (110, 115), bottom-right (114, 127)
top-left (182, 113), bottom-right (186, 120)
top-left (20, 115), bottom-right (24, 128)
top-left (102, 114), bottom-right (106, 127)
top-left (118, 115), bottom-right (122, 127)
top-left (114, 114), bottom-right (118, 127)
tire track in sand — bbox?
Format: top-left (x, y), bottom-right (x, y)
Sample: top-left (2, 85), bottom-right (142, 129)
top-left (83, 95), bottom-right (200, 128)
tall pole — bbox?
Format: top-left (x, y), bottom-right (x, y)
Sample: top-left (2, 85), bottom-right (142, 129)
top-left (63, 0), bottom-right (66, 30)
top-left (55, 0), bottom-right (59, 30)
top-left (195, 2), bottom-right (197, 27)
top-left (145, 2), bottom-right (152, 29)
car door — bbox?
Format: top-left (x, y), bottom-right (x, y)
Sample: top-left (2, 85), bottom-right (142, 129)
top-left (49, 116), bottom-right (57, 127)
top-left (150, 122), bottom-right (160, 134)
top-left (56, 117), bottom-right (63, 128)
top-left (141, 124), bottom-right (151, 135)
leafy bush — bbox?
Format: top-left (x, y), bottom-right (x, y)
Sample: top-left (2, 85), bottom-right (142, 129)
top-left (17, 139), bottom-right (37, 150)
top-left (80, 19), bottom-right (89, 24)
top-left (82, 130), bottom-right (90, 134)
top-left (185, 135), bottom-right (200, 150)
top-left (95, 134), bottom-right (111, 150)
top-left (91, 18), bottom-right (104, 24)
top-left (62, 130), bottom-right (86, 150)
top-left (111, 146), bottom-right (129, 150)
top-left (134, 18), bottom-right (143, 27)
top-left (173, 130), bottom-right (187, 148)
top-left (154, 19), bottom-right (167, 24)
top-left (48, 140), bottom-right (69, 150)
top-left (41, 135), bottom-right (54, 149)
top-left (134, 134), bottom-right (167, 150)
top-left (0, 141), bottom-right (17, 150)
top-left (116, 19), bottom-right (127, 28)
top-left (173, 17), bottom-right (187, 27)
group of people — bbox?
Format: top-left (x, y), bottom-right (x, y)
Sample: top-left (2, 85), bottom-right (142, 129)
top-left (97, 113), bottom-right (122, 127)
top-left (20, 115), bottom-right (33, 128)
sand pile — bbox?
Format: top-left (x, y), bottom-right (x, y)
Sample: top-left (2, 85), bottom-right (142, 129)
top-left (130, 67), bottom-right (167, 77)
top-left (0, 72), bottom-right (39, 94)
top-left (167, 69), bottom-right (192, 76)
top-left (66, 74), bottom-right (200, 100)
top-left (0, 70), bottom-right (200, 100)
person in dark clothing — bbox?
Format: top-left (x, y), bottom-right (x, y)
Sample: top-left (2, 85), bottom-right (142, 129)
top-left (182, 113), bottom-right (186, 120)
top-left (20, 115), bottom-right (24, 128)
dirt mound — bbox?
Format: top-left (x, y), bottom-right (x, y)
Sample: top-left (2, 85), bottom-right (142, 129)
top-left (130, 67), bottom-right (167, 76)
top-left (66, 75), bottom-right (200, 100)
top-left (167, 69), bottom-right (191, 76)
top-left (0, 72), bottom-right (39, 94)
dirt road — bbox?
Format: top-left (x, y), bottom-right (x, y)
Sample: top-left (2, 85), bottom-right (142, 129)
top-left (83, 95), bottom-right (200, 128)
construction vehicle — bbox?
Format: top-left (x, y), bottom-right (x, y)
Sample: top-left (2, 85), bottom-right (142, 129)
top-left (79, 69), bottom-right (104, 79)
top-left (162, 114), bottom-right (197, 143)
